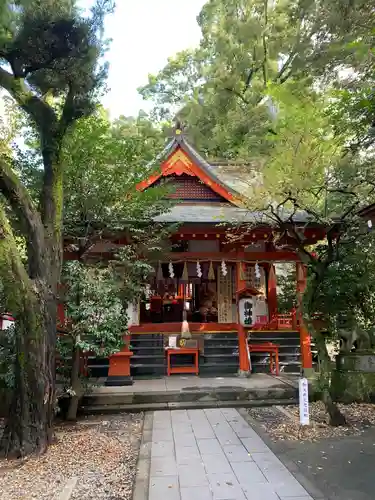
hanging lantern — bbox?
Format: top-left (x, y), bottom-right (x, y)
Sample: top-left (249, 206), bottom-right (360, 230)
top-left (196, 260), bottom-right (202, 278)
top-left (221, 260), bottom-right (227, 277)
top-left (168, 261), bottom-right (175, 279)
top-left (181, 262), bottom-right (189, 282)
top-left (208, 261), bottom-right (215, 280)
top-left (156, 262), bottom-right (163, 282)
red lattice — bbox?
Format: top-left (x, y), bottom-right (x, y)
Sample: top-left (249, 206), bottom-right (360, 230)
top-left (159, 175), bottom-right (226, 201)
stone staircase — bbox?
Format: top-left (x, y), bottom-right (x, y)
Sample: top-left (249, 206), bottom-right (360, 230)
top-left (199, 332), bottom-right (239, 376)
top-left (249, 331), bottom-right (301, 374)
top-left (85, 330), bottom-right (305, 379)
top-left (130, 334), bottom-right (165, 378)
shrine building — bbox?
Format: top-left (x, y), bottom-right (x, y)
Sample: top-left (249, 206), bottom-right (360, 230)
top-left (63, 127), bottom-right (326, 382)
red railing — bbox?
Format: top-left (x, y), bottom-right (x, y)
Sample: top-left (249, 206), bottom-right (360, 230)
top-left (251, 309), bottom-right (299, 331)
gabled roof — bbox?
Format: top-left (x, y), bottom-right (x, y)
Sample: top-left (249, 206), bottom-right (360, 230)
top-left (136, 132), bottom-right (244, 206)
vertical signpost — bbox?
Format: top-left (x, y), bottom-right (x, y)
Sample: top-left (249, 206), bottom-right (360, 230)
top-left (299, 377), bottom-right (310, 425)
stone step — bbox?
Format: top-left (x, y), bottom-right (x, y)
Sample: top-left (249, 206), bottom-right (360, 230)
top-left (79, 397), bottom-right (299, 414)
top-left (81, 384), bottom-right (298, 410)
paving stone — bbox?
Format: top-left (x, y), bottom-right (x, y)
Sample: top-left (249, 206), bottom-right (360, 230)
top-left (197, 438), bottom-right (224, 455)
top-left (174, 433), bottom-right (196, 447)
top-left (240, 437), bottom-right (270, 453)
top-left (171, 410), bottom-right (190, 423)
top-left (180, 486), bottom-right (213, 500)
top-left (193, 426), bottom-right (216, 439)
top-left (201, 453), bottom-right (233, 475)
top-left (153, 429), bottom-right (174, 442)
top-left (172, 423), bottom-right (193, 433)
top-left (149, 476), bottom-right (180, 500)
top-left (223, 444), bottom-right (254, 463)
top-left (207, 473), bottom-right (246, 500)
top-left (252, 452), bottom-right (288, 474)
top-left (231, 424), bottom-right (260, 439)
top-left (175, 445), bottom-right (201, 465)
top-left (278, 497), bottom-right (313, 500)
top-left (242, 482), bottom-right (280, 500)
top-left (150, 456), bottom-right (178, 477)
top-left (149, 408), bottom-right (312, 500)
top-left (215, 430), bottom-right (242, 447)
top-left (231, 461), bottom-right (268, 484)
top-left (221, 408), bottom-right (240, 420)
top-left (273, 479), bottom-right (310, 498)
top-left (178, 463), bottom-right (208, 487)
top-left (151, 440), bottom-right (175, 458)
top-left (153, 422), bottom-right (173, 431)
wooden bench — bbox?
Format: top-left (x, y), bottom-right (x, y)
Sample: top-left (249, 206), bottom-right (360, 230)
top-left (166, 347), bottom-right (199, 376)
top-left (248, 342), bottom-right (280, 375)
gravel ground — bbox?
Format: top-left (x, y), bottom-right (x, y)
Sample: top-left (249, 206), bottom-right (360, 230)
top-left (0, 413), bottom-right (144, 500)
top-left (247, 402), bottom-right (375, 442)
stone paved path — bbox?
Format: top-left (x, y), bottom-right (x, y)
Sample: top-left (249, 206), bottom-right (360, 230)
top-left (149, 408), bottom-right (313, 500)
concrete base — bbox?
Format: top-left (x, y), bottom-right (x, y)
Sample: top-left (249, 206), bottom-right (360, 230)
top-left (105, 375), bottom-right (133, 387)
top-left (237, 369), bottom-right (251, 378)
top-left (81, 374), bottom-right (301, 413)
top-left (301, 367), bottom-right (315, 379)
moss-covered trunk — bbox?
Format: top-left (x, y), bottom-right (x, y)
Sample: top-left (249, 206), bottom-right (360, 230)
top-left (0, 206), bottom-right (59, 456)
top-left (0, 136), bottom-right (63, 456)
top-left (303, 263), bottom-right (346, 426)
top-left (313, 328), bottom-right (347, 426)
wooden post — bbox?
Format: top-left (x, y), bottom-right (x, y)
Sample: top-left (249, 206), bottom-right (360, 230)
top-left (236, 258), bottom-right (250, 374)
top-left (296, 262), bottom-right (313, 376)
top-left (267, 263), bottom-right (278, 321)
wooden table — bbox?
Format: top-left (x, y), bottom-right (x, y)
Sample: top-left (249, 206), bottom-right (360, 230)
top-left (166, 347), bottom-right (199, 376)
top-left (248, 342), bottom-right (280, 375)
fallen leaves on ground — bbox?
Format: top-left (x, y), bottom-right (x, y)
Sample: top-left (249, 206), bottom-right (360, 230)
top-left (0, 413), bottom-right (143, 500)
top-left (247, 403), bottom-right (375, 442)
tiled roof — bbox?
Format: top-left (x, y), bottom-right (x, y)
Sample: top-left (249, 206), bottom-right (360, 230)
top-left (154, 203), bottom-right (311, 224)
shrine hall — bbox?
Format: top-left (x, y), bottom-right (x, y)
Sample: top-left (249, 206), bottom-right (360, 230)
top-left (63, 127), bottom-right (325, 383)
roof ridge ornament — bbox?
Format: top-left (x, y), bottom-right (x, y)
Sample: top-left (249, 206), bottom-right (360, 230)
top-left (173, 118), bottom-right (185, 141)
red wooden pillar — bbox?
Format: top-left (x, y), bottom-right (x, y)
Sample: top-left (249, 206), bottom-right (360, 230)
top-left (296, 262), bottom-right (313, 376)
top-left (267, 263), bottom-right (278, 320)
top-left (236, 257), bottom-right (250, 374)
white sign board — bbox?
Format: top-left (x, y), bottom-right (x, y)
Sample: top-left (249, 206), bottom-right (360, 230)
top-left (238, 297), bottom-right (254, 326)
top-left (299, 377), bottom-right (310, 425)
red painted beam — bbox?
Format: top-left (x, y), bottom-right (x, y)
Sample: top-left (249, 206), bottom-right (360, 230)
top-left (166, 251), bottom-right (300, 262)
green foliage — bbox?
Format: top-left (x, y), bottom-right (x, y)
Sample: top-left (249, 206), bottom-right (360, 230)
top-left (61, 108), bottom-right (169, 240)
top-left (62, 261), bottom-right (126, 357)
top-left (139, 0), bottom-right (375, 157)
top-left (0, 324), bottom-right (15, 388)
top-left (277, 265), bottom-right (297, 314)
top-left (309, 231), bottom-right (375, 335)
top-left (1, 1), bottom-right (113, 112)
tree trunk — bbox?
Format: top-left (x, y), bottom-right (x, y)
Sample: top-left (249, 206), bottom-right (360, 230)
top-left (0, 208), bottom-right (58, 457)
top-left (66, 344), bottom-right (81, 421)
top-left (302, 260), bottom-right (347, 427)
top-left (314, 330), bottom-right (346, 426)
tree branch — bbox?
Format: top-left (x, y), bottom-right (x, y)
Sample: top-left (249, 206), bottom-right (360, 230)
top-left (262, 0), bottom-right (269, 87)
top-left (0, 68), bottom-right (56, 130)
top-left (0, 157), bottom-right (46, 277)
top-left (223, 87), bottom-right (250, 105)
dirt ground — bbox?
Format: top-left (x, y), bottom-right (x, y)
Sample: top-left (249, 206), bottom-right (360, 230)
top-left (0, 413), bottom-right (144, 500)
